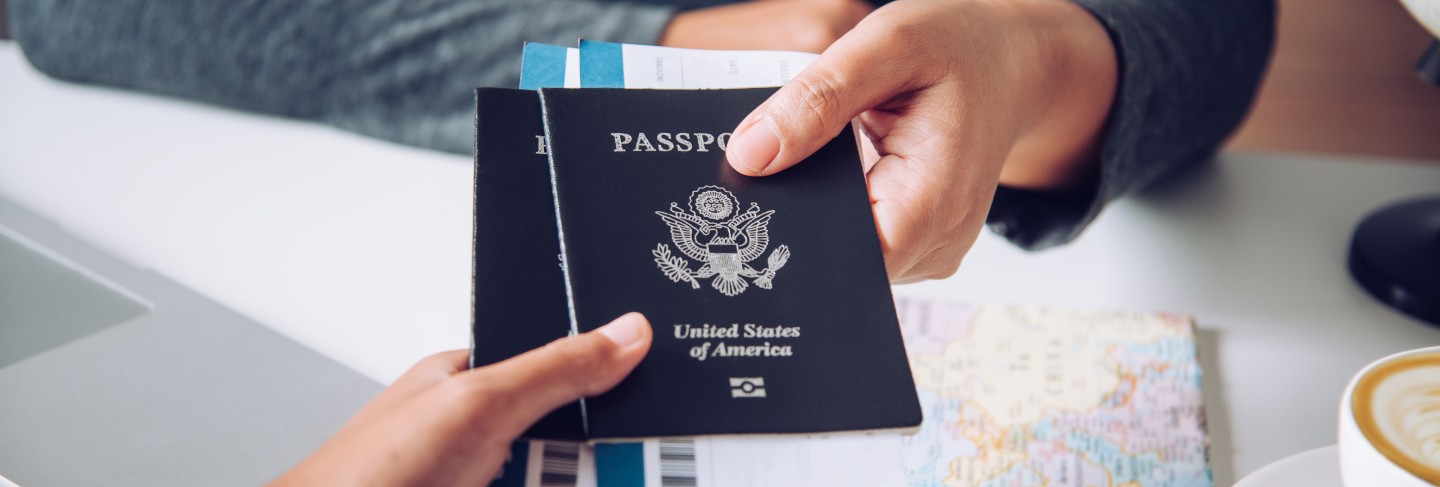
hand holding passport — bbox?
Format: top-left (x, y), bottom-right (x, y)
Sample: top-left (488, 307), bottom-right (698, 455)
top-left (272, 321), bottom-right (649, 486)
top-left (472, 42), bottom-right (921, 441)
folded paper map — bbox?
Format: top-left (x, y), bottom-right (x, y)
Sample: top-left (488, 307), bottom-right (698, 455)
top-left (896, 297), bottom-right (1210, 486)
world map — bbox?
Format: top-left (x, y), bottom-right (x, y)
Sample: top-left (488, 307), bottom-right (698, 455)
top-left (896, 298), bottom-right (1210, 487)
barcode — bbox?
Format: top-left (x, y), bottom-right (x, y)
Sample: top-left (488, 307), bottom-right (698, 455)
top-left (657, 439), bottom-right (697, 487)
top-left (539, 441), bottom-right (581, 487)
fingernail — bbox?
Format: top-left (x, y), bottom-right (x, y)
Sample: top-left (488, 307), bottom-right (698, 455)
top-left (596, 312), bottom-right (648, 349)
top-left (728, 119), bottom-right (780, 175)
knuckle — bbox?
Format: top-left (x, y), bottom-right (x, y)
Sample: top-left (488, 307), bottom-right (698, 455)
top-left (403, 351), bottom-right (465, 381)
top-left (446, 376), bottom-right (507, 419)
top-left (416, 351), bottom-right (458, 371)
top-left (782, 70), bottom-right (846, 134)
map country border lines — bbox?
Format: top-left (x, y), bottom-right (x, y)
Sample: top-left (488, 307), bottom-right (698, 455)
top-left (896, 298), bottom-right (1208, 487)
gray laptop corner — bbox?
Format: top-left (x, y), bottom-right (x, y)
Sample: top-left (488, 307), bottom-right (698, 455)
top-left (0, 196), bottom-right (382, 486)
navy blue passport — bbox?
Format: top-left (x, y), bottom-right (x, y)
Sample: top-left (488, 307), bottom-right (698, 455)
top-left (470, 88), bottom-right (584, 440)
top-left (539, 88), bottom-right (922, 440)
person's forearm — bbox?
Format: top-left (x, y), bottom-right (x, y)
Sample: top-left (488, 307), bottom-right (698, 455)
top-left (992, 0), bottom-right (1117, 192)
top-left (9, 0), bottom-right (676, 154)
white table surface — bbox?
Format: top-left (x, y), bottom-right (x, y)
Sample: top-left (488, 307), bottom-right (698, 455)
top-left (4, 43), bottom-right (1440, 485)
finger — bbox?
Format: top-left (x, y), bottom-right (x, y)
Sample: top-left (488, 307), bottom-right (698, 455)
top-left (348, 350), bottom-right (471, 423)
top-left (461, 312), bottom-right (652, 430)
top-left (857, 126), bottom-right (881, 174)
top-left (725, 25), bottom-right (915, 176)
top-left (865, 153), bottom-right (935, 280)
top-left (397, 350), bottom-right (472, 385)
top-left (892, 242), bottom-right (967, 284)
top-left (868, 148), bottom-right (995, 283)
top-left (856, 109), bottom-right (902, 149)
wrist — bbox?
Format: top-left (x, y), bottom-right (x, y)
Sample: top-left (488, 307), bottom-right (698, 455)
top-left (993, 0), bottom-right (1117, 191)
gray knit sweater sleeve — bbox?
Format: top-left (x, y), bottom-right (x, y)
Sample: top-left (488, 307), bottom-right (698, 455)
top-left (986, 0), bottom-right (1275, 249)
top-left (11, 0), bottom-right (677, 154)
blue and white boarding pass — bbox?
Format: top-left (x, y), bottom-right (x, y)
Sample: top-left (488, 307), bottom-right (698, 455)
top-left (520, 41), bottom-right (818, 90)
top-left (519, 42), bottom-right (580, 90)
top-left (577, 40), bottom-right (818, 89)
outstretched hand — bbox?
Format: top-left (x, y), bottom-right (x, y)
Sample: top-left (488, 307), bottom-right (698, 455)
top-left (725, 0), bottom-right (1117, 283)
top-left (271, 313), bottom-right (652, 486)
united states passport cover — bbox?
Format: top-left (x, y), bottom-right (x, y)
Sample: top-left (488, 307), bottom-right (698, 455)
top-left (471, 88), bottom-right (584, 440)
top-left (539, 87), bottom-right (922, 439)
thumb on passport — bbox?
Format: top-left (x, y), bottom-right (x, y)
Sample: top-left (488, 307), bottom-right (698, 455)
top-left (463, 312), bottom-right (652, 427)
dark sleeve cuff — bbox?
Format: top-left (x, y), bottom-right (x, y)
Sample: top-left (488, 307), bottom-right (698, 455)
top-left (987, 0), bottom-right (1275, 250)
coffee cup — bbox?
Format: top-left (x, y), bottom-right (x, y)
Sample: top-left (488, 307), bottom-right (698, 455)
top-left (1338, 346), bottom-right (1440, 486)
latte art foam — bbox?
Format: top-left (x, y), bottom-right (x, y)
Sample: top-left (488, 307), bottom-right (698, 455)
top-left (1396, 385), bottom-right (1440, 466)
top-left (1353, 353), bottom-right (1440, 482)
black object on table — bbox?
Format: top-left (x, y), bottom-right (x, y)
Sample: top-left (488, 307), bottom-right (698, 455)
top-left (1349, 196), bottom-right (1440, 326)
top-left (1346, 38), bottom-right (1440, 327)
top-left (1420, 40), bottom-right (1440, 86)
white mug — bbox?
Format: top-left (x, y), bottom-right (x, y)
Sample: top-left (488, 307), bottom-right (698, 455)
top-left (1338, 345), bottom-right (1440, 486)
